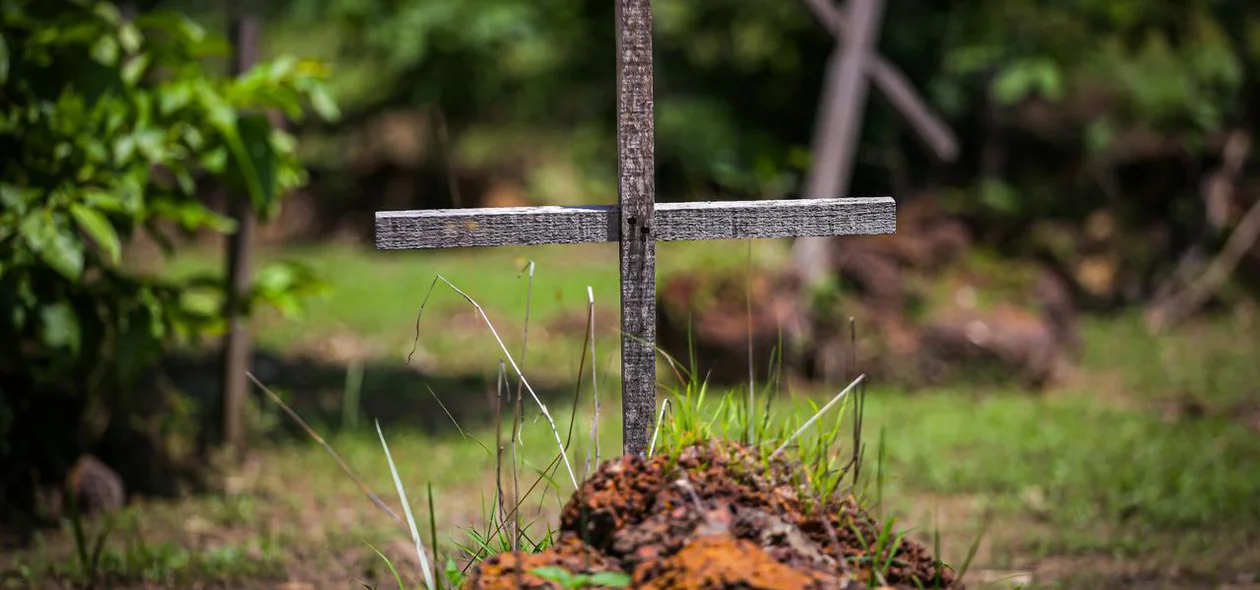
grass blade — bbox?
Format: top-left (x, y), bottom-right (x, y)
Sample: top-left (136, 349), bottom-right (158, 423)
top-left (248, 373), bottom-right (404, 528)
top-left (588, 286), bottom-right (601, 471)
top-left (427, 483), bottom-right (439, 587)
top-left (648, 398), bottom-right (672, 457)
top-left (374, 420), bottom-right (435, 590)
top-left (365, 541), bottom-right (408, 590)
top-left (956, 507), bottom-right (993, 585)
top-left (426, 384), bottom-right (491, 456)
top-left (771, 374), bottom-right (865, 459)
top-left (417, 275), bottom-right (579, 489)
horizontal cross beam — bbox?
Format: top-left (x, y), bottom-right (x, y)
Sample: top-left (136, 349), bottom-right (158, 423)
top-left (375, 197), bottom-right (895, 250)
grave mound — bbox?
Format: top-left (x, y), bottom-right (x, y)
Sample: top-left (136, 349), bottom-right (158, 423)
top-left (465, 440), bottom-right (959, 589)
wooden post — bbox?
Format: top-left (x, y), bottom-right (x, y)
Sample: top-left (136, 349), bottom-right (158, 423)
top-left (616, 0), bottom-right (657, 457)
top-left (793, 0), bottom-right (886, 287)
top-left (220, 10), bottom-right (260, 455)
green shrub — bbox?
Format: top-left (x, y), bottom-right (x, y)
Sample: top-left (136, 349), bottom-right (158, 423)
top-left (0, 0), bottom-right (336, 512)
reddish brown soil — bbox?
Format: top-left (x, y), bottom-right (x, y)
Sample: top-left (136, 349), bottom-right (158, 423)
top-left (464, 441), bottom-right (959, 589)
top-left (469, 536), bottom-right (623, 590)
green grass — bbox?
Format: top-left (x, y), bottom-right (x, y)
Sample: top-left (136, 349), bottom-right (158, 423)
top-left (156, 239), bottom-right (790, 377)
top-left (6, 242), bottom-right (1259, 589)
top-left (10, 508), bottom-right (287, 589)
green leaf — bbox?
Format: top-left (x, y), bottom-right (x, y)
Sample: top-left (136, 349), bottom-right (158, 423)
top-left (114, 135), bottom-right (136, 165)
top-left (265, 55), bottom-right (297, 81)
top-left (94, 2), bottom-right (122, 25)
top-left (43, 228), bottom-right (86, 280)
top-left (992, 64), bottom-right (1035, 105)
top-left (83, 190), bottom-right (124, 212)
top-left (530, 567), bottom-right (575, 584)
top-left (159, 82), bottom-right (193, 114)
top-left (0, 184), bottom-right (26, 211)
top-left (20, 213), bottom-right (85, 280)
top-left (588, 571), bottom-right (632, 587)
top-left (444, 559), bottom-right (465, 588)
top-left (232, 113), bottom-right (278, 214)
top-left (149, 198), bottom-right (237, 233)
top-left (119, 22), bottom-right (143, 54)
top-left (90, 36), bottom-right (120, 66)
top-left (70, 204), bottom-right (121, 264)
top-left (40, 301), bottom-right (81, 354)
top-left (134, 128), bottom-right (167, 161)
top-left (308, 84), bottom-right (341, 121)
top-left (121, 54), bottom-right (150, 85)
top-left (174, 169), bottom-right (196, 195)
top-left (139, 289), bottom-right (166, 339)
top-left (199, 147), bottom-right (229, 173)
top-left (135, 12), bottom-right (205, 43)
top-left (197, 82), bottom-right (237, 130)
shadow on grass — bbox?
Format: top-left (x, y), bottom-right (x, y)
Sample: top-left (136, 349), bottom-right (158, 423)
top-left (45, 346), bottom-right (581, 532)
top-left (159, 347), bottom-right (578, 441)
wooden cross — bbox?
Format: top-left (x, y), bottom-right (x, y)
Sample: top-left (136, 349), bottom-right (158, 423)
top-left (373, 0), bottom-right (896, 457)
top-left (793, 0), bottom-right (957, 285)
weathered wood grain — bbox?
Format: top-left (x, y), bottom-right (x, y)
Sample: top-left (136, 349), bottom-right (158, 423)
top-left (653, 197), bottom-right (894, 241)
top-left (374, 197), bottom-right (896, 249)
top-left (617, 0), bottom-right (657, 458)
top-left (376, 205), bottom-right (617, 249)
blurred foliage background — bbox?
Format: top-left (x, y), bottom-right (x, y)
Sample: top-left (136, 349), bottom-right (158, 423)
top-left (4, 0), bottom-right (1260, 553)
top-left (159, 0), bottom-right (1260, 309)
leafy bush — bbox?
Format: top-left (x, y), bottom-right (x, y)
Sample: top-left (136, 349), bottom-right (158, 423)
top-left (0, 0), bottom-right (336, 510)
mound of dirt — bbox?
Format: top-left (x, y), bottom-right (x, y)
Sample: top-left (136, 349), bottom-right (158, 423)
top-left (465, 441), bottom-right (959, 589)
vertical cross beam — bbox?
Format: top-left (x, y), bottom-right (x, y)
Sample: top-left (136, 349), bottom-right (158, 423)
top-left (616, 0), bottom-right (656, 457)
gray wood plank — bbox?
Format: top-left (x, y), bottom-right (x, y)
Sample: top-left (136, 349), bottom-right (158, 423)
top-left (376, 205), bottom-right (617, 249)
top-left (617, 0), bottom-right (657, 458)
top-left (374, 197), bottom-right (895, 250)
top-left (653, 197), bottom-right (894, 241)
